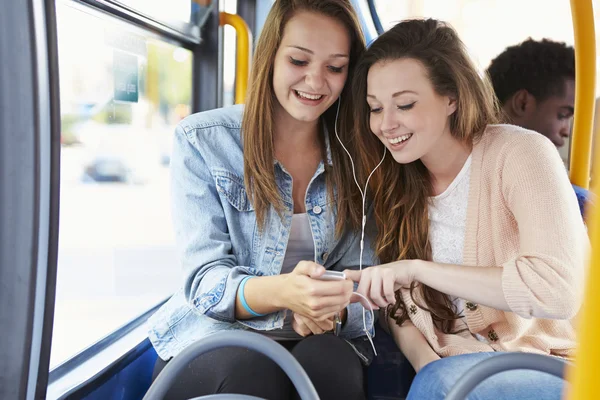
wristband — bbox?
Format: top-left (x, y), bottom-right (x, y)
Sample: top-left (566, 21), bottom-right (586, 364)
top-left (238, 276), bottom-right (267, 317)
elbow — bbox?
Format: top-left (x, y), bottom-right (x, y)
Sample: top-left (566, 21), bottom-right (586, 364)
top-left (511, 295), bottom-right (580, 320)
top-left (184, 270), bottom-right (231, 319)
top-left (560, 299), bottom-right (581, 320)
top-left (549, 278), bottom-right (583, 319)
top-left (519, 281), bottom-right (582, 320)
top-left (535, 295), bottom-right (581, 320)
top-left (503, 260), bottom-right (584, 320)
top-left (537, 263), bottom-right (585, 319)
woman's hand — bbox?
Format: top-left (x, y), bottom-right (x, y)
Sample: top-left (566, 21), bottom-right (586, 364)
top-left (292, 307), bottom-right (347, 336)
top-left (292, 313), bottom-right (334, 336)
top-left (279, 261), bottom-right (354, 321)
top-left (345, 261), bottom-right (418, 309)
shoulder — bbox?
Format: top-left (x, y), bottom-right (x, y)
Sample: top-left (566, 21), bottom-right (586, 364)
top-left (476, 124), bottom-right (561, 167)
top-left (174, 105), bottom-right (245, 173)
top-left (177, 104), bottom-right (244, 146)
top-left (179, 104), bottom-right (244, 131)
top-left (481, 124), bottom-right (556, 153)
top-left (476, 124), bottom-right (571, 199)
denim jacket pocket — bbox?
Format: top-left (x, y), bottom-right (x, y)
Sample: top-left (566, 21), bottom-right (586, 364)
top-left (213, 169), bottom-right (254, 212)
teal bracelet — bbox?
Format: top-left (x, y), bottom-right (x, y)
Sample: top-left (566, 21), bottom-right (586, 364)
top-left (239, 276), bottom-right (267, 317)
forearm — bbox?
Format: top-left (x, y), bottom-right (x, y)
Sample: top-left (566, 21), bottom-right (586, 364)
top-left (235, 275), bottom-right (287, 319)
top-left (237, 274), bottom-right (349, 324)
top-left (389, 318), bottom-right (439, 372)
top-left (414, 260), bottom-right (510, 311)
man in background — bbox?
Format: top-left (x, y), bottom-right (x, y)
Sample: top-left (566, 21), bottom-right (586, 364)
top-left (487, 38), bottom-right (575, 149)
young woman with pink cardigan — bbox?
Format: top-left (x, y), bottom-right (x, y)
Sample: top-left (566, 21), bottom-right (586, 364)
top-left (344, 19), bottom-right (587, 399)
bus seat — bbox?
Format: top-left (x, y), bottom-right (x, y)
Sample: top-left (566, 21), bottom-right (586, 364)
top-left (572, 184), bottom-right (590, 216)
top-left (144, 331), bottom-right (320, 400)
top-left (75, 339), bottom-right (158, 400)
top-left (367, 324), bottom-right (415, 400)
top-left (70, 325), bottom-right (570, 400)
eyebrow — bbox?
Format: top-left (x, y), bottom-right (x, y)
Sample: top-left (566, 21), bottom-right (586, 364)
top-left (367, 90), bottom-right (418, 99)
top-left (287, 45), bottom-right (349, 59)
top-left (561, 106), bottom-right (575, 114)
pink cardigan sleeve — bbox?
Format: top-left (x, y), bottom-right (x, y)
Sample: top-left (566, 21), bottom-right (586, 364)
top-left (500, 133), bottom-right (587, 319)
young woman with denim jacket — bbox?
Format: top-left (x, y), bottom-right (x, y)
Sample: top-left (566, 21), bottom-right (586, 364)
top-left (344, 19), bottom-right (587, 400)
top-left (147, 1), bottom-right (374, 399)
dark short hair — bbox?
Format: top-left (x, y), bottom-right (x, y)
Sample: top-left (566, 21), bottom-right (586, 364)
top-left (486, 38), bottom-right (575, 104)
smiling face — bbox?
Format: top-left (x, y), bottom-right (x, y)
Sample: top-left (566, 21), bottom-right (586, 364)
top-left (272, 11), bottom-right (350, 126)
top-left (366, 58), bottom-right (457, 165)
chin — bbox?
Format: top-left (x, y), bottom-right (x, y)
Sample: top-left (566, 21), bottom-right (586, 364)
top-left (289, 108), bottom-right (322, 123)
top-left (390, 152), bottom-right (419, 165)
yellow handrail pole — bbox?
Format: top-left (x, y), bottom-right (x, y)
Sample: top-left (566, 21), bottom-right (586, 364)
top-left (568, 0), bottom-right (596, 189)
top-left (565, 0), bottom-right (597, 397)
top-left (219, 12), bottom-right (253, 104)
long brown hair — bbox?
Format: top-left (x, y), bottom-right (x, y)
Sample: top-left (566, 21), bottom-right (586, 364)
top-left (349, 19), bottom-right (500, 333)
top-left (242, 0), bottom-right (366, 233)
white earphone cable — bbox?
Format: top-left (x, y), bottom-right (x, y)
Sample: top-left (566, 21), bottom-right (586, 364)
top-left (333, 97), bottom-right (386, 356)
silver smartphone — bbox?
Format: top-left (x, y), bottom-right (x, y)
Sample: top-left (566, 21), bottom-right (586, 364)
top-left (315, 270), bottom-right (346, 335)
top-left (315, 270), bottom-right (346, 281)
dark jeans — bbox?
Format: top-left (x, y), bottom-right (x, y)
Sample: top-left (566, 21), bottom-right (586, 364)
top-left (152, 334), bottom-right (366, 400)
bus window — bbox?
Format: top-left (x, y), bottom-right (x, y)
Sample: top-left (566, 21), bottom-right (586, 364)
top-left (221, 0), bottom-right (238, 107)
top-left (116, 0), bottom-right (194, 24)
top-left (51, 1), bottom-right (192, 369)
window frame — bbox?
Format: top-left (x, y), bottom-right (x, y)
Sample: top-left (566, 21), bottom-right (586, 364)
top-left (69, 0), bottom-right (203, 45)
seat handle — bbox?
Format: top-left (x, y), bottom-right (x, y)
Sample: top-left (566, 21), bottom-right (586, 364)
top-left (143, 331), bottom-right (319, 400)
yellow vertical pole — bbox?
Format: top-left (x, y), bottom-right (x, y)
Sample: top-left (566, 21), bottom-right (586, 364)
top-left (568, 0), bottom-right (596, 189)
top-left (565, 0), bottom-right (597, 397)
top-left (219, 12), bottom-right (253, 104)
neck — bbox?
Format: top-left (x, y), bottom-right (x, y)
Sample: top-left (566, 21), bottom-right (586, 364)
top-left (421, 128), bottom-right (472, 195)
top-left (273, 108), bottom-right (321, 154)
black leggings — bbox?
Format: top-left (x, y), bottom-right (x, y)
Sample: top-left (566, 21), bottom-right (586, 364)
top-left (152, 334), bottom-right (366, 400)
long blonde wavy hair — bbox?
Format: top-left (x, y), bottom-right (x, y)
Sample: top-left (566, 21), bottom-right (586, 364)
top-left (347, 19), bottom-right (500, 332)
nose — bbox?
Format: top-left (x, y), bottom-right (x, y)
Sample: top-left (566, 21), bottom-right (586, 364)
top-left (380, 109), bottom-right (400, 134)
top-left (560, 119), bottom-right (572, 137)
top-left (305, 66), bottom-right (325, 91)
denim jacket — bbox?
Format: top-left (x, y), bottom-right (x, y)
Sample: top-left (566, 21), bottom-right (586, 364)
top-left (147, 105), bottom-right (376, 362)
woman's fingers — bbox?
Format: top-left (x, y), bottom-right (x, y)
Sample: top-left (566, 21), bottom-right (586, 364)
top-left (292, 314), bottom-right (312, 337)
top-left (306, 302), bottom-right (349, 320)
top-left (344, 269), bottom-right (362, 282)
top-left (383, 272), bottom-right (396, 305)
top-left (293, 313), bottom-right (334, 336)
top-left (311, 316), bottom-right (334, 332)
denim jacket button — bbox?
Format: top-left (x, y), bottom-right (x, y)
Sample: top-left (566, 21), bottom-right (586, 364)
top-left (322, 252), bottom-right (329, 261)
top-left (312, 205), bottom-right (322, 215)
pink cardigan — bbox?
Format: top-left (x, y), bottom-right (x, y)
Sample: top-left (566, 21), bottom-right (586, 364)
top-left (400, 124), bottom-right (587, 358)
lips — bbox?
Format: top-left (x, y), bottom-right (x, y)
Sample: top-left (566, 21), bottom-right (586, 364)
top-left (293, 89), bottom-right (326, 106)
top-left (294, 90), bottom-right (323, 100)
top-left (382, 132), bottom-right (413, 150)
top-left (387, 133), bottom-right (413, 145)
